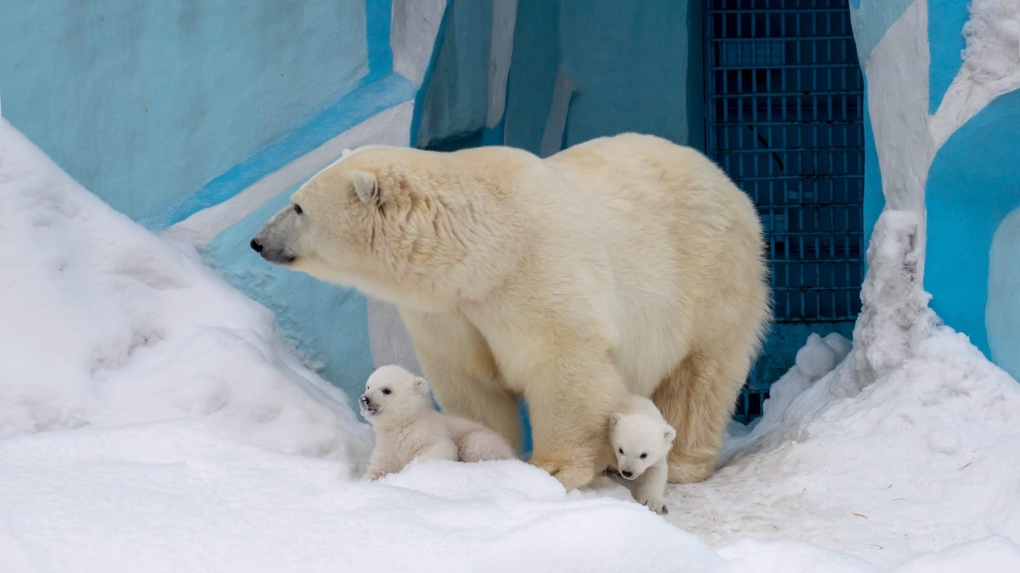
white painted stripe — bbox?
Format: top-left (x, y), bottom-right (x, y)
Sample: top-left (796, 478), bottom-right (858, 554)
top-left (486, 0), bottom-right (518, 129)
top-left (539, 64), bottom-right (577, 158)
top-left (391, 0), bottom-right (448, 87)
top-left (163, 102), bottom-right (414, 247)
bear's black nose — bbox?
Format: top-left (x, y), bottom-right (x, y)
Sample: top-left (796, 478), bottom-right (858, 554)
top-left (250, 238), bottom-right (263, 253)
top-left (621, 470), bottom-right (633, 478)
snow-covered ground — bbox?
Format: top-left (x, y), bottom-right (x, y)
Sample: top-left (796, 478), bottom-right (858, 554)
top-left (2, 118), bottom-right (1019, 573)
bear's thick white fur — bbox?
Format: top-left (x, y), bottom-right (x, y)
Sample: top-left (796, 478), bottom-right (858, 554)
top-left (608, 395), bottom-right (676, 514)
top-left (253, 133), bottom-right (771, 490)
top-left (360, 365), bottom-right (516, 480)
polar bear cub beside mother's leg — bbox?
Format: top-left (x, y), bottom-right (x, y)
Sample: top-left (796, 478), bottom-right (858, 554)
top-left (609, 395), bottom-right (676, 514)
top-left (360, 365), bottom-right (516, 480)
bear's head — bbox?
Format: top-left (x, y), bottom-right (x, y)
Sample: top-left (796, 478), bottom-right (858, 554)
top-left (359, 364), bottom-right (433, 424)
top-left (249, 146), bottom-right (510, 311)
top-left (609, 412), bottom-right (676, 480)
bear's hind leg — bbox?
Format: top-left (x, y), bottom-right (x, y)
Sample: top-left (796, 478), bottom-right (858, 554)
top-left (653, 351), bottom-right (749, 484)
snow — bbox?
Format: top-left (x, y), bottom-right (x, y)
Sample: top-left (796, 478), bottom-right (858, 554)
top-left (960, 0), bottom-right (1020, 102)
top-left (668, 211), bottom-right (1020, 568)
top-left (932, 0), bottom-right (1020, 147)
top-left (2, 118), bottom-right (1020, 572)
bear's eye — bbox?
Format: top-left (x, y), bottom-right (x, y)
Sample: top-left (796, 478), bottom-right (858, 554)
top-left (640, 453), bottom-right (648, 459)
top-left (618, 448), bottom-right (624, 455)
top-left (382, 388), bottom-right (391, 395)
top-left (293, 204), bottom-right (303, 215)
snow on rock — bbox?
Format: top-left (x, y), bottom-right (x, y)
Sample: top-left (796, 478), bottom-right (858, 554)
top-left (961, 0), bottom-right (1020, 95)
top-left (671, 211), bottom-right (1020, 568)
top-left (0, 118), bottom-right (373, 469)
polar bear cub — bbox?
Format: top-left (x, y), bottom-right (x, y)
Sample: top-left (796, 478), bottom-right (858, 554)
top-left (360, 365), bottom-right (516, 480)
top-left (610, 395), bottom-right (677, 514)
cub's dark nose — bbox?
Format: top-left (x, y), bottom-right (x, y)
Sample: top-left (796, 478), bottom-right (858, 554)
top-left (250, 238), bottom-right (263, 253)
top-left (360, 396), bottom-right (371, 407)
top-left (621, 470), bottom-right (633, 478)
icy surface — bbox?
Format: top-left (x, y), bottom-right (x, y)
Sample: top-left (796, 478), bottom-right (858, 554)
top-left (2, 119), bottom-right (1020, 572)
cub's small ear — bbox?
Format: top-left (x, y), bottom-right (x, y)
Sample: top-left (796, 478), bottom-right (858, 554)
top-left (663, 426), bottom-right (677, 444)
top-left (351, 170), bottom-right (379, 204)
top-left (413, 377), bottom-right (430, 396)
top-left (341, 148), bottom-right (353, 158)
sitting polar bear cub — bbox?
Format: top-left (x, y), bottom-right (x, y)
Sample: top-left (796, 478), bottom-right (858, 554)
top-left (360, 365), bottom-right (516, 480)
top-left (609, 395), bottom-right (676, 514)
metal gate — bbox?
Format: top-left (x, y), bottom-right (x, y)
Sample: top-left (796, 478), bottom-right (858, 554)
top-left (705, 0), bottom-right (866, 421)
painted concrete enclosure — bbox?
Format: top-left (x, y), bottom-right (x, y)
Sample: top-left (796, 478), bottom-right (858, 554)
top-left (1, 0), bottom-right (1017, 405)
top-left (849, 0), bottom-right (1020, 380)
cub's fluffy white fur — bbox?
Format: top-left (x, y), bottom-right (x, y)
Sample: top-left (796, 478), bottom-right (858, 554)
top-left (609, 395), bottom-right (676, 514)
top-left (360, 365), bottom-right (516, 480)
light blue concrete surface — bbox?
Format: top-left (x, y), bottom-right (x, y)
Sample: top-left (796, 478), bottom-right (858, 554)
top-left (925, 89), bottom-right (1020, 375)
top-left (0, 0), bottom-right (371, 219)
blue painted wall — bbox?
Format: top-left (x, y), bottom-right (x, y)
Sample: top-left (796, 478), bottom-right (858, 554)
top-left (558, 0), bottom-right (692, 149)
top-left (415, 0), bottom-right (492, 148)
top-left (502, 0), bottom-right (563, 153)
top-left (0, 0), bottom-right (376, 220)
top-left (420, 0), bottom-right (702, 154)
top-left (926, 0), bottom-right (968, 114)
top-left (851, 0), bottom-right (1020, 381)
top-left (926, 90), bottom-right (1020, 368)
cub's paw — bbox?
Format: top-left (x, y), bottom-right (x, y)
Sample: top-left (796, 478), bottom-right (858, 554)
top-left (637, 494), bottom-right (668, 515)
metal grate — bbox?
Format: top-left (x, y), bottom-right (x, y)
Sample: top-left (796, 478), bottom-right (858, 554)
top-left (705, 0), bottom-right (866, 415)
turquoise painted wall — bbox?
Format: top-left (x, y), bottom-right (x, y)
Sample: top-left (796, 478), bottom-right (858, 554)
top-left (0, 0), bottom-right (381, 220)
top-left (557, 0), bottom-right (692, 149)
top-left (926, 91), bottom-right (1020, 371)
top-left (415, 0), bottom-right (492, 147)
top-left (851, 0), bottom-right (1020, 380)
top-left (422, 0), bottom-right (700, 156)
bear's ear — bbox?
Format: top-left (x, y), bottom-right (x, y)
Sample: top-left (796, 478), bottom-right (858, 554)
top-left (663, 426), bottom-right (676, 445)
top-left (341, 148), bottom-right (353, 158)
top-left (350, 170), bottom-right (380, 204)
top-left (413, 377), bottom-right (430, 396)
top-left (609, 413), bottom-right (622, 430)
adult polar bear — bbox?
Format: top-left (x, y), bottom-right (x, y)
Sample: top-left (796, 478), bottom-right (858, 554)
top-left (251, 133), bottom-right (771, 490)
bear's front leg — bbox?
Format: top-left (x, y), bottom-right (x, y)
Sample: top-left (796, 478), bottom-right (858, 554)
top-left (523, 358), bottom-right (628, 491)
top-left (630, 460), bottom-right (669, 514)
top-left (400, 309), bottom-right (524, 451)
top-left (364, 444), bottom-right (401, 481)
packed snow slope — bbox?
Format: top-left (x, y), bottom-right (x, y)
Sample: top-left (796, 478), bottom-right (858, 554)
top-left (1, 119), bottom-right (1019, 572)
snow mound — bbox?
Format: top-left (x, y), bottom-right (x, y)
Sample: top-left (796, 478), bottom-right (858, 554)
top-left (0, 119), bottom-right (372, 471)
top-left (670, 211), bottom-right (1020, 568)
